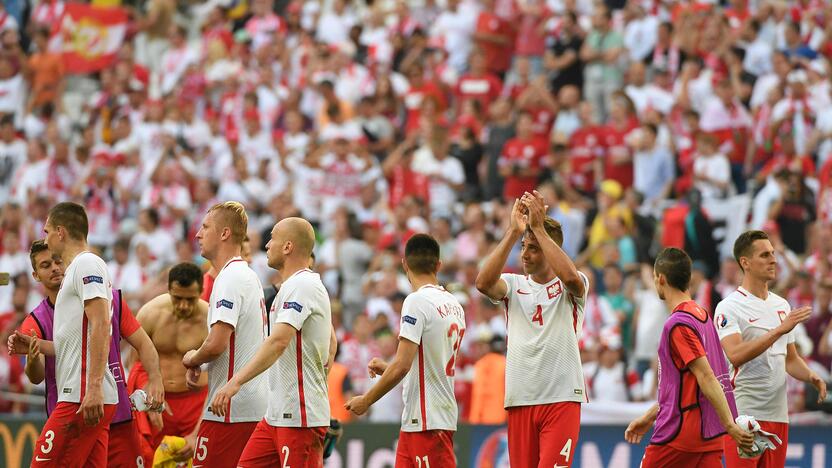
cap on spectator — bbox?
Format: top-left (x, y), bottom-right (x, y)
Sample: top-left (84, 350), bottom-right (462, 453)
top-left (787, 69), bottom-right (808, 85)
top-left (600, 180), bottom-right (623, 200)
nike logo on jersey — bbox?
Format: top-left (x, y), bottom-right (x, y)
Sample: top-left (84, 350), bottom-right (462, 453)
top-left (748, 318), bottom-right (760, 323)
top-left (554, 464), bottom-right (567, 468)
top-left (35, 456), bottom-right (51, 462)
top-left (516, 289), bottom-right (531, 295)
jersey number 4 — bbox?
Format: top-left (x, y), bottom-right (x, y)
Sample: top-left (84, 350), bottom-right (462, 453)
top-left (445, 323), bottom-right (466, 377)
top-left (532, 305), bottom-right (544, 326)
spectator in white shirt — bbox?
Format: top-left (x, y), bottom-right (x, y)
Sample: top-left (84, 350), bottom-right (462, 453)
top-left (430, 0), bottom-right (478, 73)
top-left (0, 55), bottom-right (25, 127)
top-left (130, 207), bottom-right (176, 269)
top-left (692, 132), bottom-right (732, 200)
top-left (623, 3), bottom-right (658, 62)
top-left (0, 115), bottom-right (26, 202)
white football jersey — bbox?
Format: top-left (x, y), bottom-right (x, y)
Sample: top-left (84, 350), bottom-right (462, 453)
top-left (399, 284), bottom-right (466, 432)
top-left (715, 287), bottom-right (794, 423)
top-left (54, 252), bottom-right (118, 405)
top-left (204, 257), bottom-right (268, 423)
top-left (266, 269), bottom-right (332, 428)
top-left (500, 272), bottom-right (589, 408)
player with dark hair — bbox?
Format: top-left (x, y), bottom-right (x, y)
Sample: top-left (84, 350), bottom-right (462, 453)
top-left (27, 203), bottom-right (164, 467)
top-left (10, 239), bottom-right (165, 467)
top-left (625, 248), bottom-right (753, 467)
top-left (210, 217), bottom-right (336, 467)
top-left (476, 191), bottom-right (587, 468)
top-left (127, 262), bottom-right (210, 464)
top-left (345, 233), bottom-right (465, 467)
top-left (716, 231), bottom-right (827, 467)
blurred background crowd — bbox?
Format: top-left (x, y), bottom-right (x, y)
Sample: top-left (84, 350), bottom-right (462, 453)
top-left (0, 0), bottom-right (831, 425)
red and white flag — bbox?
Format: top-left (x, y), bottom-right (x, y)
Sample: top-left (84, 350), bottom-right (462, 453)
top-left (49, 3), bottom-right (128, 74)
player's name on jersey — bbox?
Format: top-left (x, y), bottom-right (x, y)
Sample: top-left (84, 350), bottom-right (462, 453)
top-left (436, 302), bottom-right (464, 320)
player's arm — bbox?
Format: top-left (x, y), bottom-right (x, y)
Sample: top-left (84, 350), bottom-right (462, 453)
top-left (345, 338), bottom-right (418, 416)
top-left (624, 402), bottom-right (658, 444)
top-left (123, 324), bottom-right (165, 410)
top-left (719, 305), bottom-right (811, 368)
top-left (81, 296), bottom-right (112, 425)
top-left (523, 191), bottom-right (585, 297)
top-left (209, 323), bottom-right (295, 417)
top-left (326, 324), bottom-right (337, 375)
top-left (475, 199), bottom-right (525, 301)
top-left (688, 356), bottom-right (755, 451)
top-left (785, 343), bottom-right (828, 404)
top-left (183, 321), bottom-right (234, 367)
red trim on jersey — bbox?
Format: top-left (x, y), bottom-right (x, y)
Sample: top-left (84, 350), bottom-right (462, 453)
top-left (81, 315), bottom-right (89, 399)
top-left (418, 345), bottom-right (427, 431)
top-left (730, 365), bottom-right (740, 388)
top-left (226, 332), bottom-right (235, 423)
top-left (502, 297), bottom-right (509, 323)
top-left (570, 296), bottom-right (578, 333)
top-left (296, 330), bottom-right (308, 427)
top-left (736, 288), bottom-right (747, 297)
top-left (221, 258), bottom-right (245, 271)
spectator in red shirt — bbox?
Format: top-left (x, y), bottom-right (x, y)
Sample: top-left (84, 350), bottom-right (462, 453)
top-left (403, 63), bottom-right (447, 135)
top-left (498, 111), bottom-right (548, 199)
top-left (568, 101), bottom-right (604, 194)
top-left (382, 136), bottom-right (431, 208)
top-left (456, 49), bottom-right (503, 113)
top-left (602, 94), bottom-right (639, 189)
top-left (474, 0), bottom-right (513, 77)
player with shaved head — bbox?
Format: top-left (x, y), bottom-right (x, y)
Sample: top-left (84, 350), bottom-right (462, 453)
top-left (211, 217), bottom-right (336, 467)
top-left (182, 201), bottom-right (268, 467)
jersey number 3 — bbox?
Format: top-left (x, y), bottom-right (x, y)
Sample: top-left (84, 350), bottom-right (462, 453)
top-left (445, 323), bottom-right (466, 377)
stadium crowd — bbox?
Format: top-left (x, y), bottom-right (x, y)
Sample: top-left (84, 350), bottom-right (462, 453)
top-left (0, 0), bottom-right (832, 425)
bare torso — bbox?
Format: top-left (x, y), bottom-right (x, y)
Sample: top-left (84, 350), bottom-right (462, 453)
top-left (138, 294), bottom-right (209, 393)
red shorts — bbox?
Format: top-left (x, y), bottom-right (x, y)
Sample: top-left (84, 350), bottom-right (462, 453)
top-left (193, 420), bottom-right (258, 468)
top-left (507, 402), bottom-right (580, 468)
top-left (237, 419), bottom-right (327, 468)
top-left (31, 402), bottom-right (117, 468)
top-left (395, 430), bottom-right (456, 468)
top-left (724, 421), bottom-right (789, 468)
top-left (642, 445), bottom-right (722, 468)
top-left (108, 420), bottom-right (145, 468)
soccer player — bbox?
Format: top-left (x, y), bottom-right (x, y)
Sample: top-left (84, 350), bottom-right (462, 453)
top-left (716, 230), bottom-right (827, 467)
top-left (345, 234), bottom-right (466, 468)
top-left (128, 263), bottom-right (210, 463)
top-left (27, 202), bottom-right (127, 466)
top-left (624, 248), bottom-right (754, 467)
top-left (475, 191), bottom-right (587, 468)
top-left (182, 201), bottom-right (268, 467)
top-left (209, 217), bottom-right (334, 467)
top-left (10, 239), bottom-right (165, 468)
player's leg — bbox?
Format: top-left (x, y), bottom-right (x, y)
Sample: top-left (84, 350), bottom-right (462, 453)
top-left (274, 427), bottom-right (328, 468)
top-left (86, 410), bottom-right (115, 468)
top-left (236, 419), bottom-right (283, 468)
top-left (165, 388), bottom-right (209, 438)
top-left (641, 445), bottom-right (710, 468)
top-left (506, 405), bottom-right (539, 468)
top-left (537, 402), bottom-right (580, 468)
top-left (32, 403), bottom-right (116, 467)
top-left (394, 432), bottom-right (418, 468)
top-left (758, 422), bottom-right (788, 468)
top-left (404, 430), bottom-right (456, 468)
top-left (108, 420), bottom-right (146, 468)
top-left (196, 420), bottom-right (259, 468)
top-left (723, 434), bottom-right (759, 468)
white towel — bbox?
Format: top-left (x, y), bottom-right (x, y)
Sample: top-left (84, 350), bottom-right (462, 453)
top-left (735, 415), bottom-right (783, 459)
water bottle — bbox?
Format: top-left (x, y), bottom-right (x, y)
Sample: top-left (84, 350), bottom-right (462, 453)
top-left (130, 389), bottom-right (165, 412)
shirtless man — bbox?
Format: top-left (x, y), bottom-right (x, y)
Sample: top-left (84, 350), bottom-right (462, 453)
top-left (128, 263), bottom-right (209, 464)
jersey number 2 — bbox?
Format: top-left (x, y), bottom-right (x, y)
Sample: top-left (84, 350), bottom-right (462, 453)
top-left (445, 323), bottom-right (465, 377)
top-left (532, 305), bottom-right (544, 326)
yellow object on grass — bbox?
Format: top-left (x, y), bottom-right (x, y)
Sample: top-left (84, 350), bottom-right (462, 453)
top-left (153, 436), bottom-right (192, 468)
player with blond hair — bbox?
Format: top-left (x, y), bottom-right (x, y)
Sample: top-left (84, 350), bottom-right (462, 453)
top-left (182, 201), bottom-right (268, 467)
